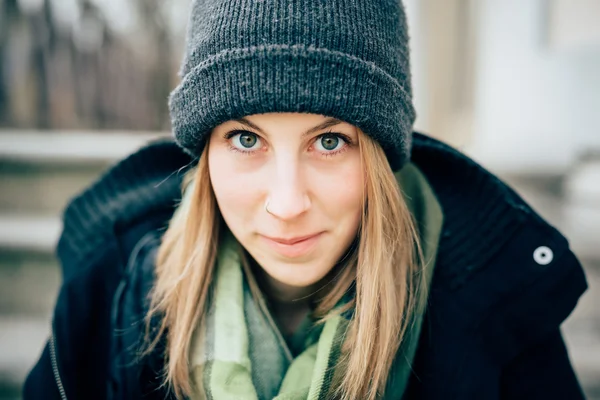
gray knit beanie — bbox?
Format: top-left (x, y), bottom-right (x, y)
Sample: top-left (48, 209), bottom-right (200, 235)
top-left (169, 0), bottom-right (415, 171)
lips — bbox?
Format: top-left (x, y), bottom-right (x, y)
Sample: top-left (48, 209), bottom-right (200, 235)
top-left (263, 233), bottom-right (321, 245)
top-left (260, 232), bottom-right (323, 258)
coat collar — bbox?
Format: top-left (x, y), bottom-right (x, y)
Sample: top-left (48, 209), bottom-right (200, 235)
top-left (411, 133), bottom-right (564, 289)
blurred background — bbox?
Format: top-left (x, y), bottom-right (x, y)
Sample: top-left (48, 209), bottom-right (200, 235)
top-left (0, 0), bottom-right (599, 398)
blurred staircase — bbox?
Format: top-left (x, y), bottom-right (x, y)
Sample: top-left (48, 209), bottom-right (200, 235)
top-left (0, 131), bottom-right (164, 399)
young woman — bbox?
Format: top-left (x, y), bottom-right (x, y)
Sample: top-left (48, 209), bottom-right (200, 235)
top-left (24, 1), bottom-right (587, 399)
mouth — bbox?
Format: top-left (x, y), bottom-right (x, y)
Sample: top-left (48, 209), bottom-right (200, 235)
top-left (263, 233), bottom-right (322, 245)
top-left (260, 232), bottom-right (323, 258)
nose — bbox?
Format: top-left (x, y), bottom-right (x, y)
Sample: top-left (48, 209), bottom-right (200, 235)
top-left (265, 158), bottom-right (311, 220)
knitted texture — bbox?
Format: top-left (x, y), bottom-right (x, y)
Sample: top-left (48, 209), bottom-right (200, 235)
top-left (169, 0), bottom-right (415, 171)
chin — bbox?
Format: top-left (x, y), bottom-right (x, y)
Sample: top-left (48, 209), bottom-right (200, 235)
top-left (264, 260), bottom-right (331, 288)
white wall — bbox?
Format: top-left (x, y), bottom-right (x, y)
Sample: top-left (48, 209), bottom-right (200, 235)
top-left (549, 0), bottom-right (600, 51)
top-left (467, 0), bottom-right (600, 174)
top-left (404, 0), bottom-right (431, 134)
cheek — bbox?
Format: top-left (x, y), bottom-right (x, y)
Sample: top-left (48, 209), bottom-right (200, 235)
top-left (314, 163), bottom-right (363, 221)
top-left (208, 150), bottom-right (262, 221)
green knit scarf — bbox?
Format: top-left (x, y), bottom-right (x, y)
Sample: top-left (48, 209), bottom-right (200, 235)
top-left (190, 230), bottom-right (348, 400)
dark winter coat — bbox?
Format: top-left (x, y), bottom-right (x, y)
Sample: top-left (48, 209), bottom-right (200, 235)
top-left (23, 133), bottom-right (588, 399)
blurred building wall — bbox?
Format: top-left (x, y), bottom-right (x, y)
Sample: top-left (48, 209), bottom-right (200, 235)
top-left (406, 0), bottom-right (477, 150)
top-left (471, 0), bottom-right (600, 174)
top-left (408, 0), bottom-right (600, 175)
top-left (549, 0), bottom-right (600, 50)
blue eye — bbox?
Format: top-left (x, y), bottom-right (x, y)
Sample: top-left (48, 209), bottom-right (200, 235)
top-left (231, 132), bottom-right (261, 150)
top-left (315, 134), bottom-right (344, 152)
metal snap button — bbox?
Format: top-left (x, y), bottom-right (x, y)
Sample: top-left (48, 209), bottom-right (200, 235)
top-left (533, 246), bottom-right (553, 265)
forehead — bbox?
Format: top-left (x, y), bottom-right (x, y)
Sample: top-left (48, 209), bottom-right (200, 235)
top-left (216, 112), bottom-right (355, 132)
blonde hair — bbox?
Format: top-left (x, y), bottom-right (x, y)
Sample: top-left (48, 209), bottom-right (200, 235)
top-left (144, 129), bottom-right (426, 400)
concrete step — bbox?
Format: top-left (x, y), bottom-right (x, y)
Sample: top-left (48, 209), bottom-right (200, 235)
top-left (565, 156), bottom-right (600, 205)
top-left (563, 262), bottom-right (600, 394)
top-left (0, 131), bottom-right (165, 214)
top-left (563, 156), bottom-right (600, 262)
top-left (564, 315), bottom-right (600, 398)
top-left (0, 251), bottom-right (60, 317)
top-left (0, 161), bottom-right (110, 215)
top-left (0, 215), bottom-right (61, 316)
top-left (0, 131), bottom-right (165, 164)
top-left (562, 204), bottom-right (600, 263)
top-left (0, 316), bottom-right (51, 397)
top-left (0, 215), bottom-right (60, 254)
top-left (0, 216), bottom-right (60, 396)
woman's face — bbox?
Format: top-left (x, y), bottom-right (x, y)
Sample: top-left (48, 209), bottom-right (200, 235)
top-left (208, 112), bottom-right (363, 293)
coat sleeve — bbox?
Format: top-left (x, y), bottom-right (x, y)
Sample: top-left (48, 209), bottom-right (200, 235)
top-left (478, 227), bottom-right (589, 399)
top-left (500, 329), bottom-right (585, 400)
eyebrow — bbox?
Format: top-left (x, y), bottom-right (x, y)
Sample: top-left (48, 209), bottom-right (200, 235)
top-left (233, 116), bottom-right (343, 137)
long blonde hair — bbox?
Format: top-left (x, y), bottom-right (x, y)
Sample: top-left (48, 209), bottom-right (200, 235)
top-left (144, 129), bottom-right (426, 400)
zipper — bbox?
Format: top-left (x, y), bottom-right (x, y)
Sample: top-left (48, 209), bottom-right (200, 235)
top-left (49, 332), bottom-right (68, 400)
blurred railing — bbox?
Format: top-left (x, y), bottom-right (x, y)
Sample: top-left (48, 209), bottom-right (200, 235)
top-left (0, 0), bottom-right (184, 131)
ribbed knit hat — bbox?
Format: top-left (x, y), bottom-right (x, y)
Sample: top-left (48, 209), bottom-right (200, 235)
top-left (169, 0), bottom-right (415, 171)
